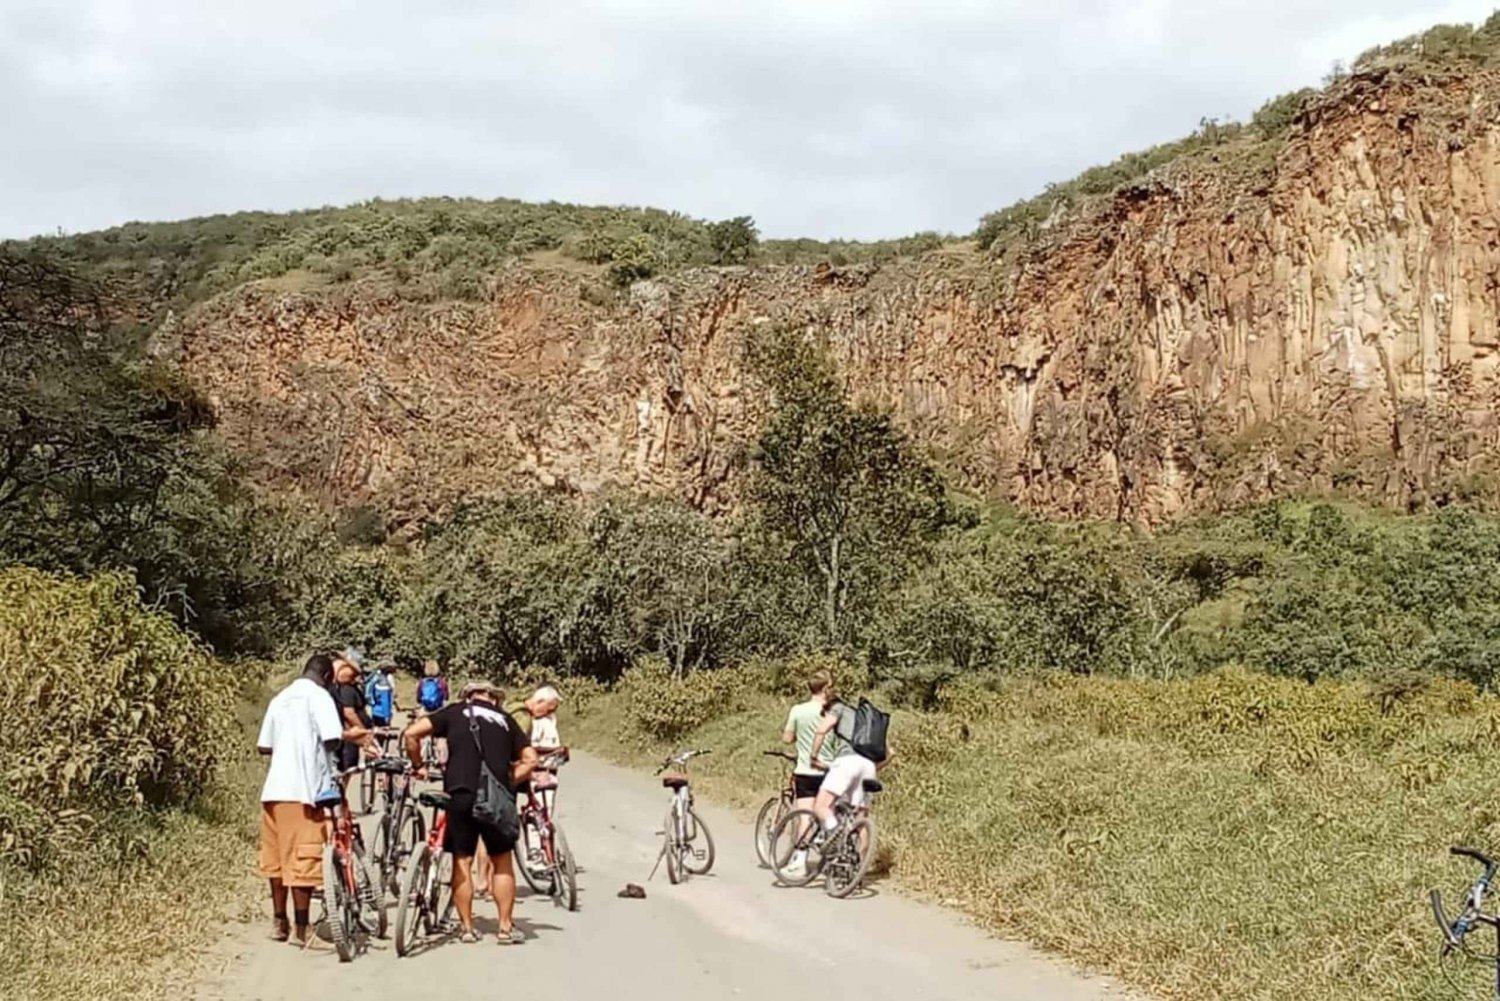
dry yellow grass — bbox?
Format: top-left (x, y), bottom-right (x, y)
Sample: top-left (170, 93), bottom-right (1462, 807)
top-left (569, 670), bottom-right (1500, 1001)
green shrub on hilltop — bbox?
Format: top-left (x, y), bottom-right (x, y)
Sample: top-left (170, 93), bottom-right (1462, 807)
top-left (17, 196), bottom-right (947, 309)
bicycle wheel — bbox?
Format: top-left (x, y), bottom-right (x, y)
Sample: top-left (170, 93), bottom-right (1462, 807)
top-left (552, 824), bottom-right (578, 911)
top-left (825, 818), bottom-right (876, 898)
top-left (769, 809), bottom-right (824, 887)
top-left (373, 814), bottom-right (394, 894)
top-left (322, 845), bottom-right (356, 962)
top-left (352, 843), bottom-right (387, 938)
top-left (754, 795), bottom-right (788, 868)
top-left (394, 845), bottom-right (429, 957)
top-left (682, 808), bottom-right (715, 876)
top-left (429, 851), bottom-right (454, 932)
top-left (663, 806), bottom-right (683, 885)
top-left (518, 814), bottom-right (553, 895)
top-left (400, 810), bottom-right (426, 864)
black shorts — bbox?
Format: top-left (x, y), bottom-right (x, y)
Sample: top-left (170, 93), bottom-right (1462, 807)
top-left (793, 773), bottom-right (824, 799)
top-left (338, 743), bottom-right (360, 772)
top-left (443, 792), bottom-right (515, 858)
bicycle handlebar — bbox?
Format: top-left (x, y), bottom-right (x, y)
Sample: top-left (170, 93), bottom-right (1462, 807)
top-left (337, 757), bottom-right (410, 779)
top-left (655, 748), bottom-right (711, 773)
top-left (1452, 846), bottom-right (1497, 868)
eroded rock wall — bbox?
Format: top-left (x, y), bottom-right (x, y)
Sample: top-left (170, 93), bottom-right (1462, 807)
top-left (178, 70), bottom-right (1500, 525)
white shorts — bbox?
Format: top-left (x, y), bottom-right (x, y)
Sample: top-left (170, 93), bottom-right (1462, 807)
top-left (819, 754), bottom-right (877, 809)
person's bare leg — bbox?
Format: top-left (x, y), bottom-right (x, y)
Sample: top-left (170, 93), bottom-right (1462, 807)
top-left (452, 855), bottom-right (475, 932)
top-left (813, 790), bottom-right (837, 828)
top-left (794, 795), bottom-right (816, 840)
top-left (491, 850), bottom-right (518, 940)
top-left (474, 841), bottom-right (491, 897)
top-left (269, 879), bottom-right (290, 940)
top-left (290, 886), bottom-right (314, 944)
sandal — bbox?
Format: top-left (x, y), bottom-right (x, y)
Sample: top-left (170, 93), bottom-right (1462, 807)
top-left (496, 926), bottom-right (524, 945)
top-left (458, 927), bottom-right (481, 944)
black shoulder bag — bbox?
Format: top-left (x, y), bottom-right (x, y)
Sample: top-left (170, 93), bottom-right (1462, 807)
top-left (466, 708), bottom-right (521, 845)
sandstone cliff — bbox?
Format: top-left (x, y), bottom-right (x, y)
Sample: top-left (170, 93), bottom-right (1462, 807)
top-left (175, 64), bottom-right (1500, 526)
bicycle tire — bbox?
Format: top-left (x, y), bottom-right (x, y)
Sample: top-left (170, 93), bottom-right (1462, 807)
top-left (430, 851), bottom-right (454, 932)
top-left (553, 824), bottom-right (578, 911)
top-left (754, 795), bottom-right (787, 868)
top-left (373, 814), bottom-right (394, 894)
top-left (518, 814), bottom-right (553, 895)
top-left (769, 809), bottom-right (824, 887)
top-left (401, 810), bottom-right (426, 869)
top-left (323, 845), bottom-right (355, 962)
top-left (682, 808), bottom-right (715, 875)
top-left (664, 806), bottom-right (683, 885)
top-left (825, 817), bottom-right (876, 898)
top-left (394, 845), bottom-right (429, 957)
top-left (353, 844), bottom-right (387, 938)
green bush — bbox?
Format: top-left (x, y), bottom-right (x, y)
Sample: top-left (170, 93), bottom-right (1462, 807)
top-left (0, 567), bottom-right (235, 869)
top-left (618, 659), bottom-right (748, 740)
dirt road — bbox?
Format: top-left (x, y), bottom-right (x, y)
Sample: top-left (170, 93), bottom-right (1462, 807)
top-left (195, 752), bottom-right (1132, 1001)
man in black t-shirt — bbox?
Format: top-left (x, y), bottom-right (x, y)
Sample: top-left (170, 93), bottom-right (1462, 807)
top-left (332, 658), bottom-right (374, 772)
top-left (402, 680), bottom-right (536, 945)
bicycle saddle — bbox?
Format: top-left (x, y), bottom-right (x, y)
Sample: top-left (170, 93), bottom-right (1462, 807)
top-left (418, 790), bottom-right (451, 809)
top-left (369, 758), bottom-right (408, 773)
top-left (661, 775), bottom-right (690, 790)
top-left (861, 779), bottom-right (883, 794)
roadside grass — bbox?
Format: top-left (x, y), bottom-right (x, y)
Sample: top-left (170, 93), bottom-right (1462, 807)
top-left (0, 673), bottom-right (269, 1001)
top-left (567, 671), bottom-right (1500, 1001)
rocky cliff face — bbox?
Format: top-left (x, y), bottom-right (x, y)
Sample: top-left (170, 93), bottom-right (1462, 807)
top-left (176, 67), bottom-right (1500, 526)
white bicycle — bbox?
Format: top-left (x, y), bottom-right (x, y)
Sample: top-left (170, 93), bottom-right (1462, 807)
top-left (655, 749), bottom-right (716, 884)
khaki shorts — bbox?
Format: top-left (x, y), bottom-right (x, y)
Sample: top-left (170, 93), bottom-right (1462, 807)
top-left (257, 802), bottom-right (328, 888)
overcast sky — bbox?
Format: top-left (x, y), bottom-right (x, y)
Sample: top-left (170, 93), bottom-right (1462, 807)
top-left (2, 1), bottom-right (1496, 241)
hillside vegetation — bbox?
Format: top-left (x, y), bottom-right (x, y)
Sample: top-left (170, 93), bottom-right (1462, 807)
top-left (16, 196), bottom-right (947, 310)
top-left (0, 567), bottom-right (263, 1001)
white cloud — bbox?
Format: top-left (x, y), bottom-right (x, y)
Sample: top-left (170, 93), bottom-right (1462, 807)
top-left (1, 0), bottom-right (1496, 240)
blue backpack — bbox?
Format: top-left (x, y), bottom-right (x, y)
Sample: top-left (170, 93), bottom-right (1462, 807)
top-left (417, 676), bottom-right (445, 711)
top-left (369, 676), bottom-right (394, 721)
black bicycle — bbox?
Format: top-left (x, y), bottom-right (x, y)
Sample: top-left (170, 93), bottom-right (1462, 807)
top-left (368, 757), bottom-right (425, 897)
top-left (1432, 846), bottom-right (1500, 998)
top-left (355, 728), bottom-right (402, 815)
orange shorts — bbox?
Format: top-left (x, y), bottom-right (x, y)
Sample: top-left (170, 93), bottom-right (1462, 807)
top-left (257, 802), bottom-right (328, 888)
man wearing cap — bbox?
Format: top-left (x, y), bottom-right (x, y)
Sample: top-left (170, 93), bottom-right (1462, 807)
top-left (332, 654), bottom-right (376, 773)
top-left (403, 680), bottom-right (537, 945)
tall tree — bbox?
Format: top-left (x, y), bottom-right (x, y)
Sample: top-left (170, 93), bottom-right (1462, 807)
top-left (746, 326), bottom-right (950, 645)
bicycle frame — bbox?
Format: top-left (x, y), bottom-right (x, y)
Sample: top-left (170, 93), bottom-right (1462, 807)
top-left (521, 759), bottom-right (563, 868)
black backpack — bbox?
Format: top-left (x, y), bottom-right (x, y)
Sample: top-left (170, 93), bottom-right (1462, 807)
top-left (843, 698), bottom-right (890, 762)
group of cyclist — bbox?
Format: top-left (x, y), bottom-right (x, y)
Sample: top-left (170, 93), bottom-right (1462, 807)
top-left (256, 648), bottom-right (882, 954)
top-left (255, 648), bottom-right (566, 951)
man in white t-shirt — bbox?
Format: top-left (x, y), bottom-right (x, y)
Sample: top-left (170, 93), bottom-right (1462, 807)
top-left (256, 653), bottom-right (367, 947)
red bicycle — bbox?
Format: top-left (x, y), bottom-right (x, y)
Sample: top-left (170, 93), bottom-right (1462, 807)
top-left (323, 763), bottom-right (388, 962)
top-left (517, 751), bottom-right (578, 911)
top-left (394, 789), bottom-right (455, 957)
